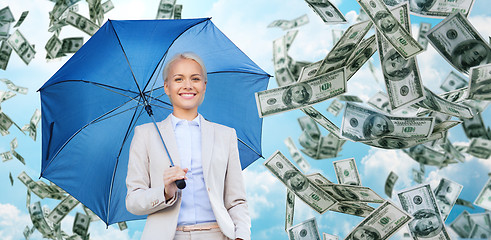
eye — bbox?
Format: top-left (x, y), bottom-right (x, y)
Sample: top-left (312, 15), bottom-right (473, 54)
top-left (174, 77), bottom-right (183, 82)
top-left (192, 77), bottom-right (201, 81)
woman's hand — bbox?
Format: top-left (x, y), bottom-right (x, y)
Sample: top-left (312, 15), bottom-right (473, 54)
top-left (163, 166), bottom-right (188, 200)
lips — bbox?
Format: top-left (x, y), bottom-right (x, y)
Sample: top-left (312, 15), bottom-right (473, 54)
top-left (179, 93), bottom-right (197, 99)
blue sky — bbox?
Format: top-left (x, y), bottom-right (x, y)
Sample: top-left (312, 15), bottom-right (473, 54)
top-left (1, 0), bottom-right (491, 239)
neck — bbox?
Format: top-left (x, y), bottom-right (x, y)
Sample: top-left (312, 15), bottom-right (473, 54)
top-left (172, 109), bottom-right (198, 121)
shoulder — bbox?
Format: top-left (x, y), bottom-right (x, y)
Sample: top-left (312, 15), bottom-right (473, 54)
top-left (203, 119), bottom-right (236, 136)
top-left (134, 122), bottom-right (154, 132)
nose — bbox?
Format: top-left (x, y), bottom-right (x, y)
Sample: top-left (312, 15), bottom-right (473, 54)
top-left (183, 79), bottom-right (192, 88)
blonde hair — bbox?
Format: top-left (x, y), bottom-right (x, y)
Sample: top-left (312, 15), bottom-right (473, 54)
top-left (162, 52), bottom-right (207, 83)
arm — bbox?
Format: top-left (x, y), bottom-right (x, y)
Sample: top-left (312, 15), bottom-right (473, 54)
top-left (223, 129), bottom-right (251, 240)
top-left (125, 125), bottom-right (178, 216)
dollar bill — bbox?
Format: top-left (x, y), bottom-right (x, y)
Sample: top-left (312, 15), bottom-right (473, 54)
top-left (330, 201), bottom-right (375, 217)
top-left (415, 87), bottom-right (473, 119)
top-left (357, 0), bottom-right (423, 59)
top-left (344, 201), bottom-right (412, 240)
top-left (156, 0), bottom-right (175, 19)
top-left (468, 63), bottom-right (491, 100)
top-left (345, 35), bottom-right (378, 80)
top-left (47, 195), bottom-right (79, 224)
top-left (117, 221), bottom-right (128, 231)
top-left (426, 12), bottom-right (491, 74)
top-left (273, 34), bottom-right (295, 87)
top-left (403, 144), bottom-right (447, 166)
top-left (440, 71), bottom-right (467, 92)
top-left (368, 91), bottom-right (391, 113)
top-left (268, 14), bottom-right (309, 30)
top-left (61, 37), bottom-right (83, 54)
top-left (49, 0), bottom-right (81, 24)
top-left (327, 99), bottom-right (344, 116)
top-left (18, 171), bottom-right (50, 199)
top-left (13, 11), bottom-right (29, 28)
top-left (316, 21), bottom-right (372, 76)
top-left (449, 210), bottom-right (473, 238)
top-left (6, 29), bottom-right (36, 65)
top-left (87, 0), bottom-right (104, 26)
top-left (29, 201), bottom-right (54, 238)
top-left (301, 106), bottom-right (342, 138)
top-left (0, 40), bottom-right (12, 70)
top-left (65, 11), bottom-right (99, 36)
top-left (338, 95), bottom-right (363, 103)
top-left (46, 34), bottom-right (62, 59)
top-left (23, 108), bottom-right (41, 141)
top-left (323, 233), bottom-right (338, 240)
top-left (264, 151), bottom-right (338, 214)
top-left (469, 223), bottom-right (491, 238)
top-left (333, 158), bottom-right (361, 186)
top-left (319, 183), bottom-right (384, 203)
top-left (284, 30), bottom-right (298, 51)
top-left (305, 0), bottom-right (347, 24)
top-left (102, 0), bottom-right (114, 14)
top-left (397, 184), bottom-right (451, 240)
top-left (377, 3), bottom-right (425, 111)
top-left (417, 22), bottom-right (431, 50)
top-left (291, 61), bottom-right (312, 81)
top-left (82, 206), bottom-right (100, 222)
top-left (72, 212), bottom-right (90, 238)
top-left (256, 68), bottom-right (346, 117)
top-left (455, 198), bottom-right (474, 209)
top-left (306, 172), bottom-right (333, 186)
top-left (298, 115), bottom-right (321, 140)
top-left (461, 111), bottom-right (490, 140)
top-left (0, 6), bottom-right (15, 22)
top-left (467, 137), bottom-right (491, 159)
top-left (409, 0), bottom-right (475, 18)
top-left (0, 78), bottom-right (28, 94)
top-left (332, 29), bottom-right (344, 45)
top-left (1, 151), bottom-right (13, 162)
top-left (412, 169), bottom-right (424, 184)
top-left (285, 189), bottom-right (295, 231)
top-left (384, 171), bottom-right (398, 198)
top-left (173, 4), bottom-right (182, 19)
top-left (0, 21), bottom-right (11, 40)
top-left (433, 178), bottom-right (462, 221)
top-left (312, 134), bottom-right (344, 159)
top-left (12, 150), bottom-right (25, 164)
top-left (341, 102), bottom-right (434, 141)
top-left (287, 217), bottom-right (321, 240)
top-left (440, 139), bottom-right (465, 162)
top-left (285, 137), bottom-right (311, 173)
top-left (298, 60), bottom-right (322, 82)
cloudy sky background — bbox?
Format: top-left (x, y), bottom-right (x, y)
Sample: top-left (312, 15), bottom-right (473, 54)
top-left (1, 0), bottom-right (491, 239)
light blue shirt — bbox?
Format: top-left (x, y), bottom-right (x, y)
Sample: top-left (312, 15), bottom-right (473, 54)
top-left (170, 114), bottom-right (216, 226)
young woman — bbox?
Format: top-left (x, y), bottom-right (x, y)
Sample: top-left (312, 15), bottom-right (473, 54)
top-left (126, 52), bottom-right (250, 240)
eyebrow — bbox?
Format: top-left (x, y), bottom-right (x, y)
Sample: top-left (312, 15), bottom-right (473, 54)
top-left (171, 73), bottom-right (202, 77)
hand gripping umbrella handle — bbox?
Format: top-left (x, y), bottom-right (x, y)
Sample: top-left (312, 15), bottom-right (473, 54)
top-left (175, 179), bottom-right (186, 189)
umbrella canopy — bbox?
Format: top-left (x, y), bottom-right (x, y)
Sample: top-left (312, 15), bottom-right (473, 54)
top-left (39, 18), bottom-right (270, 225)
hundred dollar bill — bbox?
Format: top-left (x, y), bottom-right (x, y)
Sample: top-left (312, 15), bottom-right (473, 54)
top-left (307, 172), bottom-right (333, 186)
top-left (455, 198), bottom-right (474, 209)
top-left (102, 0), bottom-right (115, 14)
top-left (287, 217), bottom-right (321, 240)
top-left (319, 183), bottom-right (384, 203)
top-left (156, 0), bottom-right (175, 19)
top-left (61, 37), bottom-right (83, 54)
top-left (87, 0), bottom-right (104, 26)
top-left (440, 139), bottom-right (465, 163)
top-left (467, 137), bottom-right (491, 159)
top-left (47, 195), bottom-right (79, 224)
top-left (377, 3), bottom-right (425, 111)
top-left (301, 106), bottom-right (342, 138)
top-left (83, 206), bottom-right (100, 222)
top-left (298, 60), bottom-right (322, 82)
top-left (12, 150), bottom-right (25, 165)
top-left (0, 6), bottom-right (15, 23)
top-left (9, 172), bottom-right (13, 185)
top-left (368, 91), bottom-right (391, 113)
top-left (285, 189), bottom-right (295, 231)
top-left (13, 11), bottom-right (28, 28)
top-left (10, 137), bottom-right (17, 150)
top-left (461, 111), bottom-right (490, 140)
top-left (264, 151), bottom-right (337, 214)
top-left (384, 171), bottom-right (398, 198)
top-left (440, 71), bottom-right (467, 92)
top-left (469, 224), bottom-right (491, 239)
top-left (285, 137), bottom-right (311, 173)
top-left (426, 12), bottom-right (491, 74)
top-left (273, 35), bottom-right (295, 87)
top-left (327, 99), bottom-right (344, 116)
top-left (403, 144), bottom-right (447, 166)
top-left (18, 171), bottom-right (49, 199)
top-left (449, 210), bottom-right (473, 238)
top-left (49, 0), bottom-right (81, 23)
top-left (298, 115), bottom-right (321, 140)
top-left (312, 134), bottom-right (345, 159)
top-left (65, 11), bottom-right (99, 36)
top-left (468, 63), bottom-right (491, 100)
top-left (412, 169), bottom-right (424, 184)
top-left (118, 221), bottom-right (128, 231)
top-left (316, 21), bottom-right (372, 76)
top-left (285, 30), bottom-right (298, 51)
top-left (409, 0), bottom-right (475, 18)
top-left (397, 184), bottom-right (451, 240)
top-left (415, 87), bottom-right (473, 119)
top-left (0, 78), bottom-right (28, 94)
top-left (1, 151), bottom-right (13, 162)
top-left (73, 212), bottom-right (90, 238)
top-left (173, 4), bottom-right (182, 19)
top-left (338, 95), bottom-right (363, 103)
top-left (331, 201), bottom-right (375, 217)
top-left (46, 34), bottom-right (62, 59)
top-left (344, 201), bottom-right (412, 240)
top-left (0, 21), bottom-right (11, 40)
top-left (333, 158), bottom-right (361, 186)
top-left (7, 30), bottom-right (36, 65)
top-left (341, 102), bottom-right (434, 142)
top-left (417, 22), bottom-right (431, 50)
top-left (433, 178), bottom-right (462, 221)
top-left (357, 0), bottom-right (423, 58)
top-left (305, 0), bottom-right (347, 24)
top-left (345, 35), bottom-right (378, 80)
top-left (267, 14), bottom-right (309, 30)
top-left (255, 68), bottom-right (346, 117)
top-left (29, 201), bottom-right (54, 238)
top-left (468, 212), bottom-right (491, 233)
top-left (0, 39), bottom-right (12, 70)
top-left (323, 233), bottom-right (338, 240)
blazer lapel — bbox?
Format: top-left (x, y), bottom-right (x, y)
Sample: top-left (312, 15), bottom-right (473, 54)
top-left (158, 115), bottom-right (181, 167)
top-left (200, 115), bottom-right (214, 181)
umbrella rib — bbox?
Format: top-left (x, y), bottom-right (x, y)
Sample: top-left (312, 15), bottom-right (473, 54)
top-left (38, 79), bottom-right (141, 95)
top-left (208, 70), bottom-right (272, 77)
top-left (237, 137), bottom-right (264, 159)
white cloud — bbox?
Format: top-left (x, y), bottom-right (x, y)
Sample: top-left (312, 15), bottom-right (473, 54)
top-left (0, 203), bottom-right (31, 240)
top-left (243, 168), bottom-right (279, 219)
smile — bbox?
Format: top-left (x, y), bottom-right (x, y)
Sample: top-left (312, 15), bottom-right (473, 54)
top-left (179, 93), bottom-right (197, 99)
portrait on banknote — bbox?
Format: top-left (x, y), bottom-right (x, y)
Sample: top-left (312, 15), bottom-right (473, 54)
top-left (333, 185), bottom-right (360, 201)
top-left (374, 10), bottom-right (398, 34)
top-left (349, 47), bottom-right (374, 72)
top-left (382, 0), bottom-right (405, 6)
top-left (325, 43), bottom-right (356, 64)
top-left (362, 114), bottom-right (394, 139)
top-left (337, 205), bottom-right (365, 217)
top-left (347, 226), bottom-right (381, 240)
top-left (408, 209), bottom-right (444, 238)
top-left (284, 170), bottom-right (309, 192)
top-left (377, 136), bottom-right (409, 149)
top-left (409, 0), bottom-right (436, 14)
top-left (282, 83), bottom-right (312, 107)
top-left (381, 49), bottom-right (411, 81)
top-left (451, 39), bottom-right (490, 73)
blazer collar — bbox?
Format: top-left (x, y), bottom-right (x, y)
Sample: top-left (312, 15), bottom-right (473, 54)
top-left (159, 115), bottom-right (181, 167)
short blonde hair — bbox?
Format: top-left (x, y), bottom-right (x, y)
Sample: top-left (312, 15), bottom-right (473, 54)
top-left (162, 52), bottom-right (207, 83)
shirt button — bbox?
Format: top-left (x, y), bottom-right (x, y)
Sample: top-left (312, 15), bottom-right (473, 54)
top-left (207, 188), bottom-right (210, 192)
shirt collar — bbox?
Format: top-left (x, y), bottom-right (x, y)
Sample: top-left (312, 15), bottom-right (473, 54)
top-left (170, 113), bottom-right (201, 129)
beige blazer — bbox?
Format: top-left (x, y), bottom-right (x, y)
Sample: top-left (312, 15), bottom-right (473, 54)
top-left (125, 115), bottom-right (251, 240)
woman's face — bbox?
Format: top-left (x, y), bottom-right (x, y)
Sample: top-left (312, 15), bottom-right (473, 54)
top-left (164, 58), bottom-right (206, 114)
top-left (461, 43), bottom-right (487, 67)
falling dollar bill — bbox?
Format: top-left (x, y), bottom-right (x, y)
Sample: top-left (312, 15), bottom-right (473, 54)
top-left (255, 68), bottom-right (346, 117)
top-left (29, 201), bottom-right (54, 238)
top-left (301, 106), bottom-right (342, 138)
top-left (449, 210), bottom-right (473, 238)
top-left (1, 151), bottom-right (13, 162)
top-left (0, 78), bottom-right (28, 94)
top-left (6, 29), bottom-right (36, 65)
top-left (102, 0), bottom-right (114, 14)
top-left (0, 40), bottom-right (12, 70)
top-left (61, 37), bottom-right (83, 54)
top-left (384, 171), bottom-right (398, 198)
top-left (468, 63), bottom-right (491, 100)
top-left (318, 183), bottom-right (384, 203)
top-left (433, 178), bottom-right (462, 221)
top-left (341, 102), bottom-right (435, 142)
top-left (307, 172), bottom-right (333, 186)
top-left (415, 87), bottom-right (473, 119)
top-left (469, 223), bottom-right (491, 238)
top-left (412, 168), bottom-right (424, 184)
top-left (287, 217), bottom-right (321, 240)
top-left (377, 3), bottom-right (425, 111)
top-left (467, 137), bottom-right (491, 159)
top-left (65, 11), bottom-right (99, 36)
top-left (368, 91), bottom-right (390, 113)
top-left (87, 0), bottom-right (104, 26)
top-left (417, 22), bottom-right (431, 50)
top-left (173, 4), bottom-right (182, 19)
top-left (285, 189), bottom-right (295, 231)
top-left (323, 233), bottom-right (338, 240)
top-left (440, 71), bottom-right (467, 92)
top-left (330, 201), bottom-right (375, 217)
top-left (264, 150), bottom-right (338, 214)
top-left (344, 35), bottom-right (377, 80)
top-left (311, 134), bottom-right (344, 159)
top-left (357, 0), bottom-right (423, 59)
top-left (18, 171), bottom-right (49, 199)
top-left (72, 212), bottom-right (90, 238)
top-left (344, 201), bottom-right (412, 240)
top-left (13, 11), bottom-right (29, 28)
top-left (332, 29), bottom-right (344, 45)
top-left (273, 34), bottom-right (295, 87)
top-left (268, 14), bottom-right (309, 30)
top-left (397, 184), bottom-right (451, 240)
top-left (285, 137), bottom-right (311, 173)
top-left (461, 111), bottom-right (490, 140)
top-left (338, 95), bottom-right (363, 103)
top-left (327, 99), bottom-right (344, 116)
top-left (298, 115), bottom-right (321, 140)
top-left (426, 12), bottom-right (491, 74)
top-left (333, 158), bottom-right (361, 186)
top-left (45, 34), bottom-right (62, 59)
top-left (455, 198), bottom-right (474, 209)
top-left (156, 0), bottom-right (175, 19)
top-left (408, 0), bottom-right (475, 18)
top-left (47, 195), bottom-right (79, 224)
top-left (305, 0), bottom-right (347, 24)
top-left (403, 144), bottom-right (447, 166)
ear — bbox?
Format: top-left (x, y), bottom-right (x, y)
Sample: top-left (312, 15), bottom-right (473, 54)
top-left (164, 81), bottom-right (170, 96)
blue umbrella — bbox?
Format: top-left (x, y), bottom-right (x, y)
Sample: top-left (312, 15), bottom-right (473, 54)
top-left (38, 18), bottom-right (270, 225)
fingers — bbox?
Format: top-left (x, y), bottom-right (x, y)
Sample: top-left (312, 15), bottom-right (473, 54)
top-left (163, 166), bottom-right (188, 184)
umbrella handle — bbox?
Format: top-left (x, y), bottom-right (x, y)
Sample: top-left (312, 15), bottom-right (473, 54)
top-left (175, 179), bottom-right (186, 189)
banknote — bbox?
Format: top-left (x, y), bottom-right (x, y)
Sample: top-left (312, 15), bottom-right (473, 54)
top-left (61, 37), bottom-right (83, 54)
top-left (285, 189), bottom-right (295, 231)
top-left (461, 111), bottom-right (490, 140)
top-left (469, 224), bottom-right (491, 239)
top-left (0, 40), bottom-right (12, 70)
top-left (412, 169), bottom-right (424, 184)
top-left (449, 210), bottom-right (473, 238)
top-left (357, 0), bottom-right (423, 58)
top-left (29, 201), bottom-right (54, 238)
top-left (285, 137), bottom-right (311, 173)
top-left (256, 68), bottom-right (346, 117)
top-left (338, 95), bottom-right (363, 103)
top-left (455, 198), bottom-right (474, 209)
top-left (440, 71), bottom-right (467, 92)
top-left (403, 144), bottom-right (447, 166)
top-left (47, 195), bottom-right (79, 224)
top-left (267, 14), bottom-right (309, 30)
top-left (384, 171), bottom-right (398, 198)
top-left (333, 158), bottom-right (361, 186)
top-left (344, 35), bottom-right (377, 81)
top-left (318, 183), bottom-right (384, 203)
top-left (1, 151), bottom-right (13, 162)
top-left (377, 3), bottom-right (425, 110)
top-left (264, 151), bottom-right (338, 214)
top-left (408, 0), bottom-right (475, 18)
top-left (440, 139), bottom-right (465, 163)
top-left (298, 60), bottom-right (322, 82)
top-left (65, 11), bottom-right (99, 36)
top-left (341, 102), bottom-right (434, 142)
top-left (7, 30), bottom-right (36, 65)
top-left (327, 99), bottom-right (344, 116)
top-left (273, 34), bottom-right (295, 87)
top-left (312, 134), bottom-right (344, 159)
top-left (397, 184), bottom-right (451, 240)
top-left (468, 63), bottom-right (491, 100)
top-left (102, 0), bottom-right (115, 14)
top-left (323, 233), bottom-right (338, 240)
top-left (0, 21), bottom-right (11, 40)
top-left (301, 107), bottom-right (342, 138)
top-left (17, 171), bottom-right (48, 199)
top-left (433, 178), bottom-right (462, 221)
top-left (9, 172), bottom-right (13, 185)
top-left (46, 34), bottom-right (62, 59)
top-left (466, 137), bottom-right (491, 159)
top-left (417, 22), bottom-right (431, 50)
top-left (72, 212), bottom-right (90, 238)
top-left (306, 172), bottom-right (333, 186)
top-left (344, 201), bottom-right (412, 240)
top-left (426, 12), bottom-right (491, 74)
top-left (298, 115), bottom-right (321, 140)
top-left (291, 61), bottom-right (313, 81)
top-left (287, 217), bottom-right (321, 240)
top-left (0, 78), bottom-right (28, 95)
top-left (368, 91), bottom-right (391, 113)
top-left (0, 6), bottom-right (15, 23)
top-left (156, 0), bottom-right (175, 19)
top-left (118, 221), bottom-right (128, 231)
top-left (332, 29), bottom-right (344, 45)
top-left (173, 4), bottom-right (182, 19)
top-left (305, 0), bottom-right (347, 24)
top-left (316, 21), bottom-right (372, 76)
top-left (87, 0), bottom-right (104, 26)
top-left (285, 30), bottom-right (299, 51)
top-left (415, 87), bottom-right (473, 119)
top-left (12, 150), bottom-right (25, 165)
top-left (330, 201), bottom-right (375, 217)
